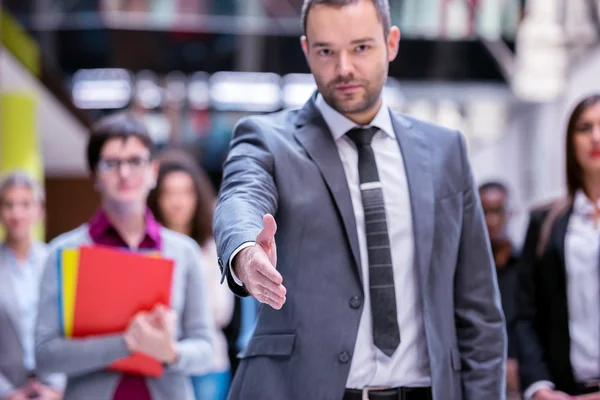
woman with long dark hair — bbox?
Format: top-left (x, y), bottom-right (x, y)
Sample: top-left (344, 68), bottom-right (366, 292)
top-left (148, 149), bottom-right (233, 400)
top-left (517, 94), bottom-right (600, 400)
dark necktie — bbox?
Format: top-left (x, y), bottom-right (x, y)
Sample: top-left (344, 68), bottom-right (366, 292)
top-left (347, 126), bottom-right (401, 357)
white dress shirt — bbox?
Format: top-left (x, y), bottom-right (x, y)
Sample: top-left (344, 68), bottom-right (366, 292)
top-left (230, 94), bottom-right (431, 388)
top-left (567, 191), bottom-right (600, 380)
top-left (525, 190), bottom-right (600, 399)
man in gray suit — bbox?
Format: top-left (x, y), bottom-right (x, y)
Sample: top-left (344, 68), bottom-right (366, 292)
top-left (213, 0), bottom-right (507, 399)
top-left (0, 172), bottom-right (64, 400)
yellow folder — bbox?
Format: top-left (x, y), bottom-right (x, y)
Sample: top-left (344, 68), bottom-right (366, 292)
top-left (60, 248), bottom-right (80, 338)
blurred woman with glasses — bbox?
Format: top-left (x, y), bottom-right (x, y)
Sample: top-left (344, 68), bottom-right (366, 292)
top-left (34, 112), bottom-right (215, 400)
top-left (148, 149), bottom-right (233, 400)
top-left (517, 94), bottom-right (600, 400)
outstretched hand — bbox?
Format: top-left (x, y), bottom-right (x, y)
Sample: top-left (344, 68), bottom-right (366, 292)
top-left (233, 214), bottom-right (287, 309)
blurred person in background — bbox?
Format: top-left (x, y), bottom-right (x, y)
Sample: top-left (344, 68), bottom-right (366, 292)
top-left (34, 112), bottom-right (215, 400)
top-left (148, 149), bottom-right (234, 400)
top-left (0, 172), bottom-right (65, 400)
top-left (517, 94), bottom-right (600, 400)
top-left (479, 181), bottom-right (521, 400)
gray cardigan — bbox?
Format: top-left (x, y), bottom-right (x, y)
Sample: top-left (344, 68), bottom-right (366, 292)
top-left (35, 225), bottom-right (215, 400)
top-left (0, 241), bottom-right (65, 397)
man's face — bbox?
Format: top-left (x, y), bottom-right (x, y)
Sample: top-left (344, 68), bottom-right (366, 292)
top-left (480, 187), bottom-right (508, 242)
top-left (95, 136), bottom-right (158, 207)
top-left (301, 0), bottom-right (400, 117)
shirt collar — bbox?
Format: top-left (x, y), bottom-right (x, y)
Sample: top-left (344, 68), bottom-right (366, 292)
top-left (88, 207), bottom-right (162, 249)
top-left (314, 93), bottom-right (395, 141)
top-left (573, 190), bottom-right (599, 216)
top-left (1, 240), bottom-right (45, 267)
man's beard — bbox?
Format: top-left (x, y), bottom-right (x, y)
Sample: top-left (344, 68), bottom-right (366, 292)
top-left (319, 75), bottom-right (383, 116)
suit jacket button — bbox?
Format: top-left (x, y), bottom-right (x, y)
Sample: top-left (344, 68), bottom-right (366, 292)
top-left (338, 351), bottom-right (350, 364)
top-left (349, 296), bottom-right (362, 309)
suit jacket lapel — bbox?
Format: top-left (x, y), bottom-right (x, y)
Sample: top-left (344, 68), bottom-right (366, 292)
top-left (547, 206), bottom-right (574, 382)
top-left (391, 114), bottom-right (435, 288)
top-left (0, 246), bottom-right (23, 340)
top-left (293, 95), bottom-right (363, 282)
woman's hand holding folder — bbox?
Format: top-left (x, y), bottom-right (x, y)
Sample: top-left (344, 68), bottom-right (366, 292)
top-left (124, 305), bottom-right (179, 365)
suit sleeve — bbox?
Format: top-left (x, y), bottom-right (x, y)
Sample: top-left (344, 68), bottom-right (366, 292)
top-left (515, 209), bottom-right (554, 390)
top-left (201, 241), bottom-right (234, 329)
top-left (213, 117), bottom-right (279, 297)
top-left (453, 133), bottom-right (507, 399)
top-left (35, 247), bottom-right (131, 377)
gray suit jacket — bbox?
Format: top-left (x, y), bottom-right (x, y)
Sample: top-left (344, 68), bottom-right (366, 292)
top-left (34, 226), bottom-right (215, 400)
top-left (0, 241), bottom-right (65, 398)
top-left (213, 94), bottom-right (507, 400)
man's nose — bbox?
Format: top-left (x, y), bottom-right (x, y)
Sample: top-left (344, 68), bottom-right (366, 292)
top-left (336, 52), bottom-right (354, 76)
top-left (117, 162), bottom-right (132, 177)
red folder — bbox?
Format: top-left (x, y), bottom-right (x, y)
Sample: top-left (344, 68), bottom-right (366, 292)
top-left (72, 245), bottom-right (174, 377)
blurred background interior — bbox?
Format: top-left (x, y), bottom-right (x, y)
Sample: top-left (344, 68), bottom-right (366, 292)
top-left (1, 0), bottom-right (600, 245)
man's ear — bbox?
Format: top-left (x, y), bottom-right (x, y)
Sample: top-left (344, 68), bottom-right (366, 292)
top-left (301, 35), bottom-right (309, 60)
top-left (387, 26), bottom-right (401, 62)
top-left (150, 159), bottom-right (159, 189)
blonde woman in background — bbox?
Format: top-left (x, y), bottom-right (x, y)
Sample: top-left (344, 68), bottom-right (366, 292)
top-left (0, 172), bottom-right (65, 400)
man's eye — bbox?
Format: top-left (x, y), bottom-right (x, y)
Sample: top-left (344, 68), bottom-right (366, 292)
top-left (129, 158), bottom-right (144, 167)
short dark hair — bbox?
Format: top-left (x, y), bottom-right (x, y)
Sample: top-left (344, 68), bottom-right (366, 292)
top-left (86, 112), bottom-right (155, 173)
top-left (478, 181), bottom-right (509, 195)
top-left (301, 0), bottom-right (391, 39)
top-left (147, 148), bottom-right (216, 245)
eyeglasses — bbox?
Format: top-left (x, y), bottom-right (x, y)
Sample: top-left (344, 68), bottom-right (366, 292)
top-left (97, 156), bottom-right (152, 173)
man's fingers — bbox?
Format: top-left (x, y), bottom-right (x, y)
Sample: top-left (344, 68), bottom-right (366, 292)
top-left (254, 289), bottom-right (285, 308)
top-left (254, 289), bottom-right (286, 310)
top-left (255, 281), bottom-right (286, 304)
top-left (248, 268), bottom-right (286, 309)
top-left (135, 315), bottom-right (160, 336)
top-left (133, 311), bottom-right (150, 325)
top-left (255, 254), bottom-right (283, 285)
top-left (254, 271), bottom-right (287, 298)
top-left (256, 214), bottom-right (277, 247)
